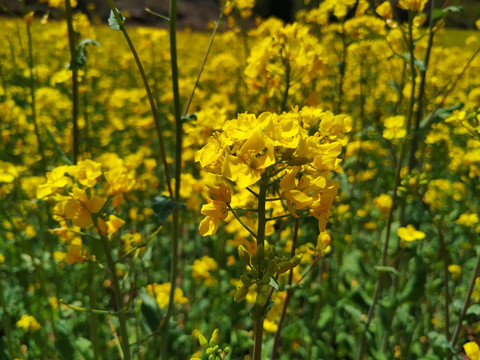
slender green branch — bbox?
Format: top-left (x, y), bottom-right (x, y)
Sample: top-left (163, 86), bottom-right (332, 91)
top-left (25, 21), bottom-right (47, 169)
top-left (419, 195), bottom-right (450, 341)
top-left (145, 8), bottom-right (170, 22)
top-left (107, 0), bottom-right (173, 199)
top-left (100, 234), bottom-right (130, 360)
top-left (407, 0), bottom-right (435, 171)
top-left (183, 11), bottom-right (223, 117)
top-left (271, 218), bottom-right (299, 360)
top-left (162, 0), bottom-right (184, 358)
top-left (65, 0), bottom-right (79, 164)
top-left (252, 176), bottom-right (268, 360)
top-left (450, 245), bottom-right (480, 348)
top-left (60, 298), bottom-right (119, 316)
top-left (227, 204), bottom-right (257, 239)
top-left (87, 261), bottom-right (100, 360)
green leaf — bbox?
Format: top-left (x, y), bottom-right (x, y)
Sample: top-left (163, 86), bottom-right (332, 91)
top-left (42, 124), bottom-right (73, 165)
top-left (140, 291), bottom-right (163, 333)
top-left (420, 103), bottom-right (463, 130)
top-left (374, 265), bottom-right (400, 277)
top-left (70, 38), bottom-right (99, 69)
top-left (269, 277), bottom-right (279, 290)
top-left (152, 196), bottom-right (186, 223)
top-left (432, 6), bottom-right (463, 22)
top-left (467, 304), bottom-right (480, 316)
top-left (108, 9), bottom-right (125, 31)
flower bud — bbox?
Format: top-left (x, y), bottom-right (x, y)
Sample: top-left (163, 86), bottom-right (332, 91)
top-left (256, 292), bottom-right (267, 306)
top-left (198, 333), bottom-right (208, 350)
top-left (234, 286), bottom-right (249, 302)
top-left (238, 245), bottom-right (250, 265)
top-left (209, 329), bottom-right (220, 347)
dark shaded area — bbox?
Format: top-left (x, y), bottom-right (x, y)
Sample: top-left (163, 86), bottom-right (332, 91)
top-left (1, 0), bottom-right (479, 29)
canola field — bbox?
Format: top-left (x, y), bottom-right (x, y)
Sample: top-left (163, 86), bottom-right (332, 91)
top-left (2, 0), bottom-right (480, 359)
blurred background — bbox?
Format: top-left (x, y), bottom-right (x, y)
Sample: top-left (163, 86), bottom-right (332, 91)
top-left (0, 0), bottom-right (479, 30)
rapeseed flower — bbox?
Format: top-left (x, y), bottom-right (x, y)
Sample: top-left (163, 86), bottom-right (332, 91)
top-left (397, 225), bottom-right (426, 242)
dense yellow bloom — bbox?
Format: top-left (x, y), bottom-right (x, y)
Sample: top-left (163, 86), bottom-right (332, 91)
top-left (464, 342), bottom-right (480, 360)
top-left (68, 159), bottom-right (102, 188)
top-left (376, 1), bottom-right (393, 20)
top-left (146, 283), bottom-right (188, 309)
top-left (397, 225), bottom-right (426, 242)
top-left (37, 166), bottom-right (71, 199)
top-left (17, 314), bottom-right (41, 332)
top-left (456, 213), bottom-right (479, 227)
top-left (64, 237), bottom-right (88, 265)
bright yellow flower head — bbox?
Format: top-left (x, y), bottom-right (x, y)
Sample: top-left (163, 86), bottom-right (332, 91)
top-left (448, 264), bottom-right (462, 280)
top-left (17, 314), bottom-right (41, 332)
top-left (398, 0), bottom-right (429, 12)
top-left (146, 283), bottom-right (188, 309)
top-left (397, 225), bottom-right (426, 242)
top-left (464, 342), bottom-right (480, 360)
top-left (383, 116), bottom-right (406, 140)
top-left (373, 194), bottom-right (393, 215)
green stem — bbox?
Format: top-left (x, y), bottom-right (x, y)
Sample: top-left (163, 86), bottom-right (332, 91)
top-left (183, 11), bottom-right (223, 117)
top-left (336, 21), bottom-right (347, 113)
top-left (252, 177), bottom-right (268, 360)
top-left (407, 0), bottom-right (435, 172)
top-left (227, 204), bottom-right (257, 239)
top-left (161, 0), bottom-right (183, 358)
top-left (280, 61), bottom-right (290, 113)
top-left (0, 57), bottom-right (7, 97)
top-left (87, 261), bottom-right (100, 359)
top-left (107, 0), bottom-right (173, 199)
top-left (271, 218), bottom-right (299, 360)
top-left (100, 235), bottom-right (130, 360)
top-left (449, 245), bottom-right (480, 348)
top-left (26, 22), bottom-right (47, 169)
top-left (0, 278), bottom-right (17, 358)
top-left (64, 0), bottom-right (79, 164)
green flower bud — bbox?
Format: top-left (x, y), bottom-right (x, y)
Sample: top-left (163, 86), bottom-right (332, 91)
top-left (277, 260), bottom-right (292, 274)
top-left (234, 286), bottom-right (249, 302)
top-left (209, 329), bottom-right (220, 347)
top-left (290, 254), bottom-right (303, 267)
top-left (198, 333), bottom-right (208, 350)
top-left (267, 259), bottom-right (277, 276)
top-left (251, 252), bottom-right (259, 267)
top-left (238, 245), bottom-right (250, 265)
top-left (241, 274), bottom-right (252, 287)
top-left (224, 347), bottom-right (230, 355)
top-left (206, 348), bottom-right (214, 355)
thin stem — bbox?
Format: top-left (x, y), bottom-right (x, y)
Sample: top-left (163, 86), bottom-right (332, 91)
top-left (419, 195), bottom-right (450, 341)
top-left (162, 0), bottom-right (184, 358)
top-left (100, 235), bottom-right (130, 360)
top-left (280, 61), bottom-right (290, 113)
top-left (227, 204), bottom-right (257, 239)
top-left (271, 218), bottom-right (299, 360)
top-left (0, 278), bottom-right (17, 358)
top-left (450, 245), bottom-right (480, 348)
top-left (107, 1), bottom-right (173, 199)
top-left (408, 0), bottom-right (435, 171)
top-left (252, 177), bottom-right (268, 360)
top-left (336, 21), bottom-right (347, 113)
top-left (87, 262), bottom-right (100, 359)
top-left (183, 11), bottom-right (223, 117)
top-left (65, 0), bottom-right (79, 164)
top-left (25, 21), bottom-right (47, 169)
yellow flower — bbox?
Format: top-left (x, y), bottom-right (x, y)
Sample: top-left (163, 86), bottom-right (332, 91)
top-left (98, 215), bottom-right (126, 239)
top-left (65, 237), bottom-right (87, 265)
top-left (373, 194), bottom-right (393, 215)
top-left (376, 1), bottom-right (393, 20)
top-left (464, 342), bottom-right (480, 360)
top-left (67, 159), bottom-right (102, 188)
top-left (37, 166), bottom-right (71, 199)
top-left (0, 253), bottom-right (4, 263)
top-left (456, 213), bottom-right (479, 227)
top-left (448, 264), bottom-right (462, 280)
top-left (16, 314), bottom-right (41, 332)
top-left (383, 116), bottom-right (406, 140)
top-left (398, 0), bottom-right (429, 12)
top-left (397, 225), bottom-right (426, 242)
top-left (146, 283), bottom-right (188, 309)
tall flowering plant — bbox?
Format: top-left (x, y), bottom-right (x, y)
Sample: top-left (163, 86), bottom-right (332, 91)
top-left (196, 108), bottom-right (351, 359)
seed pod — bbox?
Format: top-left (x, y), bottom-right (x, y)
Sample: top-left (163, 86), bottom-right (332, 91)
top-left (267, 259), bottom-right (277, 276)
top-left (277, 260), bottom-right (292, 274)
top-left (234, 286), bottom-right (249, 302)
top-left (238, 245), bottom-right (250, 265)
top-left (290, 254), bottom-right (303, 267)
